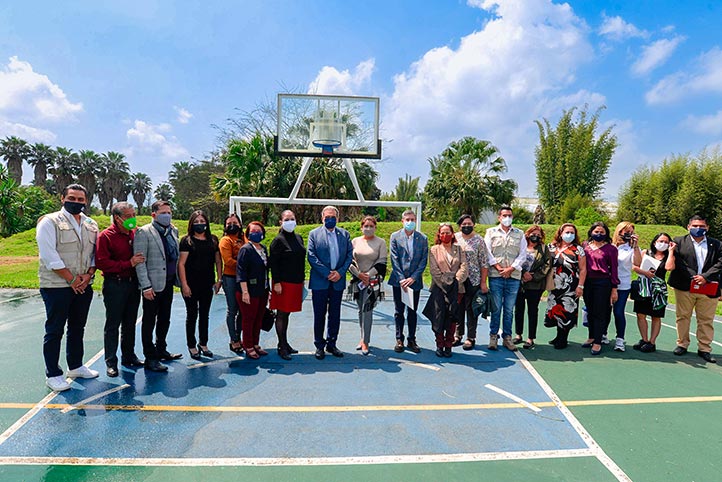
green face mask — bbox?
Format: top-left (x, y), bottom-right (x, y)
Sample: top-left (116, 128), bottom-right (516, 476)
top-left (121, 216), bottom-right (137, 230)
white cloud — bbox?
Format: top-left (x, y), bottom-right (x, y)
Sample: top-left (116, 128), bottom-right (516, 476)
top-left (682, 110), bottom-right (722, 136)
top-left (0, 56), bottom-right (83, 122)
top-left (125, 120), bottom-right (189, 161)
top-left (631, 36), bottom-right (684, 76)
top-left (380, 0), bottom-right (601, 196)
top-left (646, 47), bottom-right (722, 104)
top-left (598, 14), bottom-right (649, 41)
top-left (0, 119), bottom-right (57, 143)
top-left (308, 59), bottom-right (375, 95)
top-left (174, 106), bottom-right (193, 124)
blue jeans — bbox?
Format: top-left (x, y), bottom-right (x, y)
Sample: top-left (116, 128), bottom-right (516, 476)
top-left (489, 277), bottom-right (520, 338)
top-left (609, 288), bottom-right (630, 339)
top-left (222, 275), bottom-right (241, 343)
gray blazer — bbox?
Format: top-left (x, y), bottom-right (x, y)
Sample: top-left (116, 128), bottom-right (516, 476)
top-left (134, 222), bottom-right (179, 292)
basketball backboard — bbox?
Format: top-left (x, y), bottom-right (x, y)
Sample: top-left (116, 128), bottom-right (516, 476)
top-left (275, 94), bottom-right (381, 159)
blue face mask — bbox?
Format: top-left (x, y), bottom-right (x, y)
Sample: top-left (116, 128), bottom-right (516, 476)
top-left (690, 227), bottom-right (707, 238)
top-left (324, 217), bottom-right (337, 229)
top-left (248, 231), bottom-right (264, 243)
top-left (155, 213), bottom-right (172, 227)
top-left (404, 221), bottom-right (416, 232)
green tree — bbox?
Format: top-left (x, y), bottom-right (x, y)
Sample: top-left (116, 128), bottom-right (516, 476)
top-left (130, 172), bottom-right (153, 214)
top-left (98, 151), bottom-right (130, 212)
top-left (534, 105), bottom-right (617, 221)
top-left (0, 165), bottom-right (57, 236)
top-left (154, 182), bottom-right (174, 202)
top-left (27, 143), bottom-right (56, 191)
top-left (50, 147), bottom-right (78, 192)
top-left (0, 136), bottom-right (31, 186)
top-left (77, 150), bottom-right (102, 208)
top-left (424, 137), bottom-right (516, 220)
top-left (393, 174), bottom-right (421, 201)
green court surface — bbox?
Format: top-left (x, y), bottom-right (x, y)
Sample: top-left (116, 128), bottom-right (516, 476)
top-left (0, 288), bottom-right (721, 482)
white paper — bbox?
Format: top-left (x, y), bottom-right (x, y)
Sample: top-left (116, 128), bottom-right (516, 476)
top-left (401, 286), bottom-right (416, 309)
top-left (640, 255), bottom-right (661, 272)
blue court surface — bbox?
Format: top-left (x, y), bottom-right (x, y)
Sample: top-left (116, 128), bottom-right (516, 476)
top-left (0, 289), bottom-right (609, 470)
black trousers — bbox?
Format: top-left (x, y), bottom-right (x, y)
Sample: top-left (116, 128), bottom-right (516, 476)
top-left (40, 287), bottom-right (93, 377)
top-left (141, 281), bottom-right (174, 360)
top-left (514, 288), bottom-right (543, 339)
top-left (583, 278), bottom-right (613, 344)
top-left (103, 278), bottom-right (141, 367)
top-left (183, 284), bottom-right (213, 348)
top-left (392, 285), bottom-right (419, 342)
top-left (455, 281), bottom-right (481, 340)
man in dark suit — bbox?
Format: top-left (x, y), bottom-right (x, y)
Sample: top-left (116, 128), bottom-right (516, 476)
top-left (307, 206), bottom-right (353, 359)
top-left (667, 214), bottom-right (722, 363)
top-left (388, 209), bottom-right (428, 353)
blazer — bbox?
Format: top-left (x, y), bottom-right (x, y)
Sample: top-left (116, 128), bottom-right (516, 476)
top-left (134, 222), bottom-right (179, 293)
top-left (307, 225), bottom-right (353, 291)
top-left (668, 234), bottom-right (722, 297)
top-left (387, 229), bottom-right (428, 291)
top-left (236, 243), bottom-right (269, 298)
top-left (429, 244), bottom-right (468, 294)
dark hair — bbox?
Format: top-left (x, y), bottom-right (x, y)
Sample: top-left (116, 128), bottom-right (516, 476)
top-left (553, 223), bottom-right (579, 247)
top-left (62, 183), bottom-right (88, 197)
top-left (524, 224), bottom-right (545, 242)
top-left (151, 200), bottom-right (172, 213)
top-left (245, 221), bottom-right (266, 240)
top-left (689, 214), bottom-right (707, 224)
top-left (361, 215), bottom-right (377, 227)
top-left (587, 221), bottom-right (611, 243)
top-left (434, 223), bottom-right (456, 245)
top-left (649, 232), bottom-right (672, 255)
top-left (457, 214), bottom-right (473, 226)
top-left (498, 205), bottom-right (513, 215)
top-left (185, 210), bottom-right (217, 248)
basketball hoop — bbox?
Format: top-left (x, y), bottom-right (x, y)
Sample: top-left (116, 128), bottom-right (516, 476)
top-left (312, 139), bottom-right (342, 156)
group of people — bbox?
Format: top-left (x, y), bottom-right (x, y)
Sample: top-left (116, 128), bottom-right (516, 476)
top-left (36, 184), bottom-right (721, 392)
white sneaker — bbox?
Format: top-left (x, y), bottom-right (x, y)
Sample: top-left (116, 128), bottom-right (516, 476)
top-left (601, 335), bottom-right (610, 345)
top-left (67, 365), bottom-right (99, 379)
top-left (614, 338), bottom-right (625, 352)
top-left (46, 376), bottom-right (71, 392)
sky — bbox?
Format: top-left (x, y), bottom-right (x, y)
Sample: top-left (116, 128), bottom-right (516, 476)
top-left (2, 0), bottom-right (722, 201)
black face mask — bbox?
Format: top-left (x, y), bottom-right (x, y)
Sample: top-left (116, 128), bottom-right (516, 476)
top-left (63, 201), bottom-right (85, 215)
top-left (192, 224), bottom-right (207, 234)
top-left (226, 225), bottom-right (240, 235)
top-left (529, 235), bottom-right (541, 243)
top-left (622, 233), bottom-right (632, 241)
top-left (460, 225), bottom-right (474, 235)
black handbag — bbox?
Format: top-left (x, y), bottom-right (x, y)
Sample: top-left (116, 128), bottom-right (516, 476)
top-left (629, 279), bottom-right (643, 301)
top-left (261, 308), bottom-right (276, 332)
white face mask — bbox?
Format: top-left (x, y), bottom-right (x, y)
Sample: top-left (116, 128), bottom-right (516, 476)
top-left (500, 216), bottom-right (513, 227)
top-left (655, 242), bottom-right (669, 252)
top-left (562, 232), bottom-right (576, 243)
top-left (362, 226), bottom-right (376, 237)
top-left (282, 220), bottom-right (296, 233)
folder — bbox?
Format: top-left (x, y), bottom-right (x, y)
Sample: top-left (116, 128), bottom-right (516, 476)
top-left (690, 280), bottom-right (719, 296)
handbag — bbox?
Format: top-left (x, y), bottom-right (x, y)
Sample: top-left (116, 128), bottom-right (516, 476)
top-left (629, 279), bottom-right (643, 301)
top-left (261, 308), bottom-right (276, 332)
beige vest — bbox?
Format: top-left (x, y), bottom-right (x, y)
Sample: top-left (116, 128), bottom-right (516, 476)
top-left (38, 211), bottom-right (98, 288)
top-left (487, 226), bottom-right (523, 280)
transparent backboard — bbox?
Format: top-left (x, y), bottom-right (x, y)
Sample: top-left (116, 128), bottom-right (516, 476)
top-left (275, 94), bottom-right (381, 159)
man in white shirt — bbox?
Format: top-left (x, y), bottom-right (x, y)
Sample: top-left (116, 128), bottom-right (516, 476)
top-left (36, 184), bottom-right (99, 392)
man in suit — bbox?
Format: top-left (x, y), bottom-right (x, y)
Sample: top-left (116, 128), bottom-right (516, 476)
top-left (388, 209), bottom-right (428, 353)
top-left (307, 205), bottom-right (353, 359)
top-left (667, 214), bottom-right (722, 363)
top-left (134, 200), bottom-right (183, 372)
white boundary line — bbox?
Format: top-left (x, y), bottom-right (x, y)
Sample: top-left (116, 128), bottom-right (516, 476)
top-left (484, 384), bottom-right (541, 412)
top-left (61, 384), bottom-right (130, 413)
top-left (624, 311), bottom-right (722, 348)
top-left (514, 350), bottom-right (631, 482)
top-left (187, 356), bottom-right (244, 369)
top-left (0, 293), bottom-right (39, 304)
top-left (0, 448), bottom-right (596, 467)
top-left (387, 357), bottom-right (441, 371)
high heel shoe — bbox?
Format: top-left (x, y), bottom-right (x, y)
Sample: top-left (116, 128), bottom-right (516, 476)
top-left (246, 347), bottom-right (259, 359)
top-left (255, 345), bottom-right (268, 356)
top-left (229, 342), bottom-right (244, 355)
top-left (198, 344), bottom-right (213, 357)
top-left (189, 347), bottom-right (201, 360)
top-left (286, 343), bottom-right (298, 354)
top-left (277, 345), bottom-right (292, 360)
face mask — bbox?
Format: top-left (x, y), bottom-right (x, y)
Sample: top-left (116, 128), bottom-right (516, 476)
top-left (362, 226), bottom-right (376, 237)
top-left (529, 234), bottom-right (541, 243)
top-left (439, 233), bottom-right (453, 244)
top-left (121, 217), bottom-right (137, 230)
top-left (324, 217), bottom-right (337, 229)
top-left (460, 225), bottom-right (474, 235)
top-left (690, 227), bottom-right (707, 238)
top-left (501, 216), bottom-right (513, 227)
top-left (622, 233), bottom-right (632, 241)
top-left (192, 224), bottom-right (206, 234)
top-left (591, 233), bottom-right (606, 242)
top-left (403, 221), bottom-right (416, 232)
top-left (562, 232), bottom-right (576, 243)
top-left (63, 201), bottom-right (85, 215)
top-left (282, 220), bottom-right (296, 233)
top-left (655, 242), bottom-right (669, 252)
top-left (226, 224), bottom-right (240, 235)
top-left (248, 231), bottom-right (264, 243)
top-left (155, 213), bottom-right (172, 227)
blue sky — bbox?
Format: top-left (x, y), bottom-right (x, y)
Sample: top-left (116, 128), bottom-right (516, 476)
top-left (2, 0), bottom-right (722, 201)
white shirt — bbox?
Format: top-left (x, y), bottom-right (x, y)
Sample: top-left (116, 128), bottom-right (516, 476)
top-left (692, 236), bottom-right (708, 275)
top-left (326, 228), bottom-right (339, 269)
top-left (36, 208), bottom-right (95, 271)
top-left (616, 243), bottom-right (634, 290)
top-left (404, 230), bottom-right (414, 260)
top-left (484, 225), bottom-right (528, 271)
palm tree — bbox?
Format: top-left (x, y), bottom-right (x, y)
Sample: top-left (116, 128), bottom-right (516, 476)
top-left (77, 150), bottom-right (101, 208)
top-left (27, 143), bottom-right (56, 191)
top-left (99, 151), bottom-right (130, 204)
top-left (154, 182), bottom-right (174, 201)
top-left (0, 136), bottom-right (31, 186)
top-left (130, 172), bottom-right (152, 214)
top-left (51, 147), bottom-right (78, 191)
top-left (393, 174), bottom-right (421, 202)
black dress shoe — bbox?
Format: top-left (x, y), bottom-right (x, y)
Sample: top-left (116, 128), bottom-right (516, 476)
top-left (443, 347), bottom-right (452, 358)
top-left (144, 359), bottom-right (168, 372)
top-left (673, 346), bottom-right (688, 356)
top-left (277, 346), bottom-right (292, 360)
top-left (189, 348), bottom-right (202, 361)
top-left (435, 348), bottom-right (444, 357)
top-left (121, 356), bottom-right (145, 368)
top-left (198, 344), bottom-right (213, 357)
top-left (326, 346), bottom-right (344, 357)
top-left (106, 366), bottom-right (118, 377)
top-left (698, 351), bottom-right (717, 363)
top-left (286, 344), bottom-right (299, 354)
top-left (315, 348), bottom-right (326, 360)
top-left (407, 340), bottom-right (421, 354)
top-left (394, 340), bottom-right (405, 353)
top-left (158, 350), bottom-right (183, 361)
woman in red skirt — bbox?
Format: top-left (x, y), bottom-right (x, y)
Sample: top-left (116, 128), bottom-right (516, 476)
top-left (269, 210), bottom-right (306, 360)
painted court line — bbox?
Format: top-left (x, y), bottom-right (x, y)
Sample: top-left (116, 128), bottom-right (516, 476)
top-left (514, 350), bottom-right (631, 482)
top-left (187, 356), bottom-right (244, 368)
top-left (60, 384), bottom-right (130, 413)
top-left (625, 310), bottom-right (722, 347)
top-left (0, 448), bottom-right (596, 467)
top-left (0, 293), bottom-right (38, 304)
top-left (484, 384), bottom-right (542, 412)
top-left (387, 357), bottom-right (441, 371)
